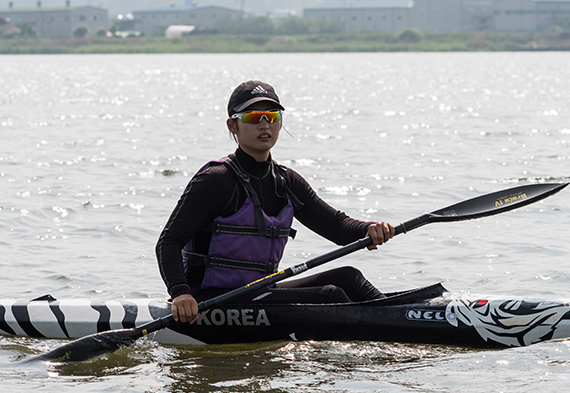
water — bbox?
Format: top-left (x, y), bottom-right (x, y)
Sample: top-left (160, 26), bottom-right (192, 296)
top-left (1, 52), bottom-right (569, 391)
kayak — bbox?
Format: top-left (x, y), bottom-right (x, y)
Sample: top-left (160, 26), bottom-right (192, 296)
top-left (3, 283), bottom-right (570, 349)
top-left (6, 183), bottom-right (569, 364)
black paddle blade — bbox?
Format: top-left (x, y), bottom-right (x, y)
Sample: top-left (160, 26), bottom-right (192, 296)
top-left (429, 182), bottom-right (568, 221)
top-left (21, 314), bottom-right (175, 364)
top-left (22, 328), bottom-right (141, 364)
top-left (397, 182), bottom-right (568, 234)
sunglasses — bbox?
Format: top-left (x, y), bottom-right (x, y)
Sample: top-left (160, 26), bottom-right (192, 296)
top-left (231, 110), bottom-right (282, 124)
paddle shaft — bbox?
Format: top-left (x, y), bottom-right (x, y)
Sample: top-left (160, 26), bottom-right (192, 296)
top-left (144, 215), bottom-right (426, 330)
top-left (203, 182), bottom-right (570, 308)
top-left (107, 182), bottom-right (570, 337)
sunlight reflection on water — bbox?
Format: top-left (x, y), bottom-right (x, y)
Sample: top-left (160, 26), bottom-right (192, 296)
top-left (0, 52), bottom-right (569, 392)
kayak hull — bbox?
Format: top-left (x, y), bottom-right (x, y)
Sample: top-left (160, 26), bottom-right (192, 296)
top-left (3, 283), bottom-right (570, 349)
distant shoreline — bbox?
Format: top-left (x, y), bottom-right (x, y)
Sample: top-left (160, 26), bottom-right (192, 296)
top-left (1, 31), bottom-right (569, 54)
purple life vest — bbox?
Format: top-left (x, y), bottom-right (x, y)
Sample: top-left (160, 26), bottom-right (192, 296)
top-left (182, 157), bottom-right (299, 289)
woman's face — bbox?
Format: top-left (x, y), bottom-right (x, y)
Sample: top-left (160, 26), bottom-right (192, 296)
top-left (227, 101), bottom-right (282, 162)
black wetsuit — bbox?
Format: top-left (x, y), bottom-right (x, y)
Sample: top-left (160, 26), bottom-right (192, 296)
top-left (156, 148), bottom-right (385, 304)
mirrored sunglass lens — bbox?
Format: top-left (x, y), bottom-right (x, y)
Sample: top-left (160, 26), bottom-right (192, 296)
top-left (242, 111), bottom-right (281, 124)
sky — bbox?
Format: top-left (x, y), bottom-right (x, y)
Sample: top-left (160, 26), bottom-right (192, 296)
top-left (6, 0), bottom-right (326, 18)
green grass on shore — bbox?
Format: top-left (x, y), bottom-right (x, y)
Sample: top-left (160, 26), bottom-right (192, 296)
top-left (1, 31), bottom-right (570, 54)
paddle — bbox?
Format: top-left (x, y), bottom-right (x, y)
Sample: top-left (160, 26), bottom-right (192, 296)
top-left (24, 182), bottom-right (567, 364)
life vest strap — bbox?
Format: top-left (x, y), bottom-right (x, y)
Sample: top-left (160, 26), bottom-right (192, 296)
top-left (224, 158), bottom-right (267, 236)
top-left (182, 250), bottom-right (279, 274)
top-left (210, 221), bottom-right (296, 239)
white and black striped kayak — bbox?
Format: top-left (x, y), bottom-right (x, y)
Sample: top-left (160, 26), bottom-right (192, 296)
top-left (3, 283), bottom-right (570, 349)
top-left (0, 296), bottom-right (201, 346)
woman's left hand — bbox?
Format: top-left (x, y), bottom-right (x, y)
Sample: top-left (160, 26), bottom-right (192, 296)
top-left (366, 221), bottom-right (395, 250)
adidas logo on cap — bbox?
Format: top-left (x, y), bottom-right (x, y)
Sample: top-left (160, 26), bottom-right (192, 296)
top-left (251, 85), bottom-right (268, 95)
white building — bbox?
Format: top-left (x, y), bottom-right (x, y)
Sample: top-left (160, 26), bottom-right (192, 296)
top-left (412, 0), bottom-right (494, 33)
top-left (536, 0), bottom-right (570, 31)
top-left (304, 0), bottom-right (413, 33)
top-left (132, 5), bottom-right (242, 37)
top-left (494, 0), bottom-right (570, 32)
top-left (304, 0), bottom-right (570, 33)
top-left (0, 2), bottom-right (108, 38)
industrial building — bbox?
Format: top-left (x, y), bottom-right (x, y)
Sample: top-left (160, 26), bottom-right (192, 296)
top-left (412, 0), bottom-right (494, 33)
top-left (494, 0), bottom-right (570, 32)
top-left (132, 5), bottom-right (243, 37)
top-left (303, 0), bottom-right (413, 33)
top-left (0, 1), bottom-right (108, 38)
top-left (2, 0), bottom-right (569, 40)
top-left (304, 0), bottom-right (570, 33)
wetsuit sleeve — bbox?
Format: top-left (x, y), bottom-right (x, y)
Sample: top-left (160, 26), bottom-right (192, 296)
top-left (156, 166), bottom-right (236, 299)
top-left (286, 169), bottom-right (372, 245)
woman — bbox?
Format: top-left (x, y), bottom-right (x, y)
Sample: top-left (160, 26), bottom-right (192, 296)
top-left (156, 80), bottom-right (395, 324)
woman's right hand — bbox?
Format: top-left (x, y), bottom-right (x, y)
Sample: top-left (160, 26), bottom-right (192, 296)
top-left (171, 294), bottom-right (199, 324)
